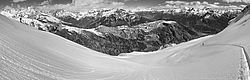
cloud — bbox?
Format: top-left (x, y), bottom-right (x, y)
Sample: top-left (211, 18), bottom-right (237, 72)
top-left (38, 0), bottom-right (127, 11)
top-left (40, 0), bottom-right (49, 5)
top-left (40, 0), bottom-right (53, 5)
top-left (165, 1), bottom-right (187, 4)
top-left (12, 0), bottom-right (26, 3)
top-left (222, 0), bottom-right (250, 3)
top-left (72, 0), bottom-right (104, 6)
top-left (165, 1), bottom-right (213, 5)
top-left (69, 0), bottom-right (127, 11)
top-left (72, 0), bottom-right (134, 6)
top-left (161, 0), bottom-right (245, 9)
top-left (123, 0), bottom-right (138, 2)
top-left (111, 2), bottom-right (125, 6)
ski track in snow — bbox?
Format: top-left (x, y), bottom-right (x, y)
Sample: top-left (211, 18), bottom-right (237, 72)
top-left (203, 44), bottom-right (250, 80)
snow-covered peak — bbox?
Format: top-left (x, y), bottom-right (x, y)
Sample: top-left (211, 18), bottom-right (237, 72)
top-left (0, 7), bottom-right (61, 23)
top-left (53, 10), bottom-right (84, 20)
top-left (52, 8), bottom-right (136, 21)
top-left (0, 8), bottom-right (19, 18)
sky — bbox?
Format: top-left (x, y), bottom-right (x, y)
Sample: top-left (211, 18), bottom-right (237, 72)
top-left (0, 0), bottom-right (249, 10)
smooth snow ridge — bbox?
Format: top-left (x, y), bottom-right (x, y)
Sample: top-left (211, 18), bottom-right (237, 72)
top-left (1, 6), bottom-right (250, 79)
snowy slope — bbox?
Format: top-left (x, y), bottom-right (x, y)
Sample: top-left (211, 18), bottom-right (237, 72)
top-left (1, 6), bottom-right (250, 80)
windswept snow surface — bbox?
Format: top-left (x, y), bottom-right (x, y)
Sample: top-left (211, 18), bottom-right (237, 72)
top-left (1, 8), bottom-right (250, 79)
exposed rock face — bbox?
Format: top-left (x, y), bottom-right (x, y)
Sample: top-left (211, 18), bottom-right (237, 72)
top-left (55, 20), bottom-right (199, 55)
top-left (0, 7), bottom-right (240, 56)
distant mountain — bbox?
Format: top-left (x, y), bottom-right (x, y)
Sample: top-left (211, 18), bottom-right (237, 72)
top-left (136, 9), bottom-right (240, 35)
top-left (54, 9), bottom-right (152, 29)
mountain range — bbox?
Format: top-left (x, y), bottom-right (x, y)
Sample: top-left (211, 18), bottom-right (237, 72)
top-left (0, 7), bottom-right (241, 55)
top-left (0, 4), bottom-right (250, 80)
